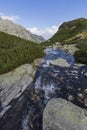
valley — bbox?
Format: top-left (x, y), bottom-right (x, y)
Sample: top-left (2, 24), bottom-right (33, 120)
top-left (0, 17), bottom-right (87, 130)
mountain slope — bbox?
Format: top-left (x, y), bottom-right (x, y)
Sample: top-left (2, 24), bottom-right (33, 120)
top-left (0, 31), bottom-right (44, 75)
top-left (0, 17), bottom-right (45, 43)
top-left (41, 18), bottom-right (87, 64)
top-left (42, 18), bottom-right (87, 46)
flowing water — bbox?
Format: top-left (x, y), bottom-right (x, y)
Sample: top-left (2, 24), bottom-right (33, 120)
top-left (22, 48), bottom-right (87, 130)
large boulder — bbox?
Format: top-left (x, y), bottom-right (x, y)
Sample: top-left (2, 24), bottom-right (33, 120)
top-left (0, 64), bottom-right (34, 118)
top-left (43, 98), bottom-right (87, 130)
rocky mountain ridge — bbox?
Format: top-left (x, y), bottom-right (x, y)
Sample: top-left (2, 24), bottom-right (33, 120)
top-left (0, 17), bottom-right (45, 43)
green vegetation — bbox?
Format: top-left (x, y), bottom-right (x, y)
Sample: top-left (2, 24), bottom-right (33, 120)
top-left (41, 18), bottom-right (87, 47)
top-left (74, 38), bottom-right (87, 64)
top-left (0, 31), bottom-right (44, 75)
top-left (41, 18), bottom-right (87, 65)
top-left (0, 18), bottom-right (87, 73)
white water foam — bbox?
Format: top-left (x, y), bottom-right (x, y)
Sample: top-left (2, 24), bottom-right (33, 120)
top-left (42, 83), bottom-right (55, 99)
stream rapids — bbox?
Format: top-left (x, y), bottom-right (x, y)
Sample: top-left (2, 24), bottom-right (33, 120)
top-left (22, 48), bottom-right (87, 130)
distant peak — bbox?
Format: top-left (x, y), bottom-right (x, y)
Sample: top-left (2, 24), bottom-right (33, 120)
top-left (0, 17), bottom-right (45, 43)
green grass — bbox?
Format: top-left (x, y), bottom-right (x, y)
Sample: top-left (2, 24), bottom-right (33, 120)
top-left (0, 31), bottom-right (44, 75)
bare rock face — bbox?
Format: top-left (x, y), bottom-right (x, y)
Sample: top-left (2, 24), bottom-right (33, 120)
top-left (43, 98), bottom-right (87, 130)
top-left (0, 64), bottom-right (34, 118)
top-left (0, 17), bottom-right (45, 43)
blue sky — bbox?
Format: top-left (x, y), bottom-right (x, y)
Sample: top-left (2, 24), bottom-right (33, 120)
top-left (0, 0), bottom-right (87, 39)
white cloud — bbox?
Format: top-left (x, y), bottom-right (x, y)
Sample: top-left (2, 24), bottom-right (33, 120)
top-left (0, 12), bottom-right (20, 22)
top-left (27, 25), bottom-right (59, 39)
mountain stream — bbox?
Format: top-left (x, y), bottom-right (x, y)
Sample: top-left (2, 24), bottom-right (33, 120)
top-left (22, 48), bottom-right (87, 130)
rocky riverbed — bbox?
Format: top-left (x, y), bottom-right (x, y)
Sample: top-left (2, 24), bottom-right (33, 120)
top-left (0, 48), bottom-right (87, 130)
top-left (22, 48), bottom-right (87, 130)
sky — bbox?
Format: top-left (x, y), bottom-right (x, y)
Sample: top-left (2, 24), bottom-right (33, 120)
top-left (0, 0), bottom-right (87, 39)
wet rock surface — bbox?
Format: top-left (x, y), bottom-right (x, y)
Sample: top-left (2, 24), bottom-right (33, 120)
top-left (0, 64), bottom-right (34, 117)
top-left (0, 93), bottom-right (26, 130)
top-left (0, 83), bottom-right (45, 130)
top-left (0, 64), bottom-right (36, 130)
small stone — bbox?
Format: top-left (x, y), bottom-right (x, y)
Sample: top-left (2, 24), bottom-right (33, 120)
top-left (66, 86), bottom-right (72, 90)
top-left (67, 95), bottom-right (74, 101)
top-left (77, 93), bottom-right (84, 99)
top-left (78, 88), bottom-right (81, 91)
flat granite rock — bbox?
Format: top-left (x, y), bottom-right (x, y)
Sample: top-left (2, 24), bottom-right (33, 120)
top-left (43, 98), bottom-right (87, 130)
top-left (0, 64), bottom-right (34, 118)
top-left (49, 58), bottom-right (70, 67)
